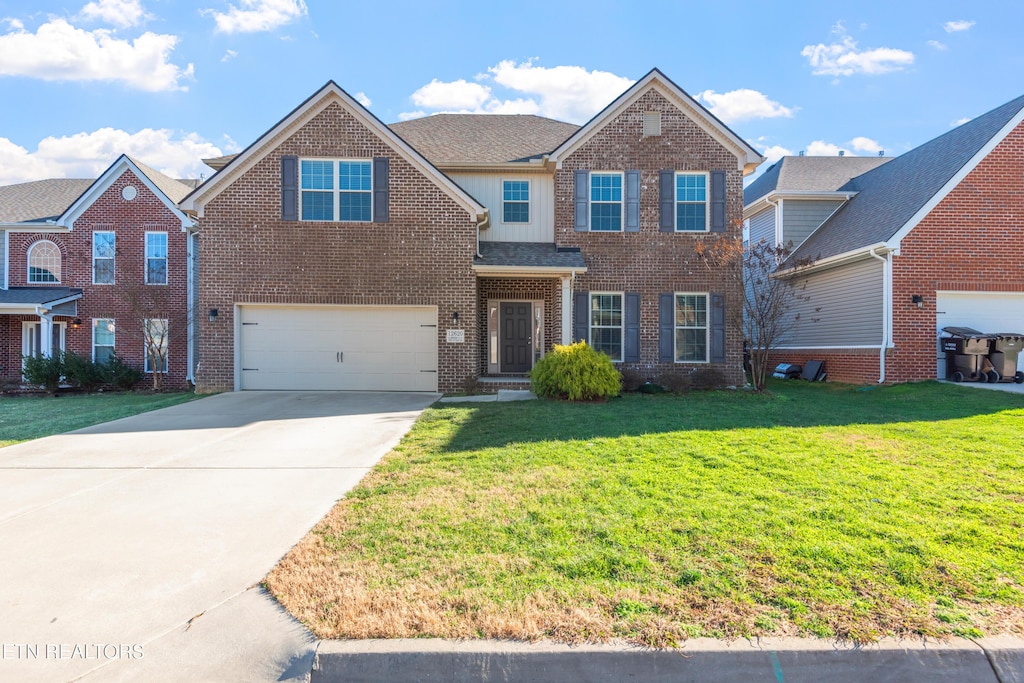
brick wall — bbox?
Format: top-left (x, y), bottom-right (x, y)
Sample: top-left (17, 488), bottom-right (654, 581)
top-left (766, 349), bottom-right (881, 384)
top-left (555, 88), bottom-right (746, 385)
top-left (195, 101), bottom-right (479, 392)
top-left (3, 169), bottom-right (190, 388)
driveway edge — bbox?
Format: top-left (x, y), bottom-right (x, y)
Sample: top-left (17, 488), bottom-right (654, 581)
top-left (310, 636), bottom-right (1024, 682)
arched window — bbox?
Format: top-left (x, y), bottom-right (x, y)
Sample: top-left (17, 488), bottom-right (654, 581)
top-left (28, 241), bottom-right (61, 284)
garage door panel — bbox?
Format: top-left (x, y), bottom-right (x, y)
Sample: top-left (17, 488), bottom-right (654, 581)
top-left (935, 292), bottom-right (1024, 378)
top-left (238, 306), bottom-right (438, 391)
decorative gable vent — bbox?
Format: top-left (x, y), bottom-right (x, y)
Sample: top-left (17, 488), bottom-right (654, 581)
top-left (642, 112), bottom-right (662, 137)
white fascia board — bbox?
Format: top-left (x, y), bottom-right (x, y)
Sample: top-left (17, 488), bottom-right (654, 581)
top-left (775, 242), bottom-right (891, 278)
top-left (61, 155), bottom-right (194, 230)
top-left (181, 83), bottom-right (487, 221)
top-left (473, 265), bottom-right (588, 277)
top-left (435, 161), bottom-right (550, 173)
top-left (743, 191), bottom-right (855, 218)
top-left (0, 222), bottom-right (69, 231)
top-left (887, 106), bottom-right (1024, 250)
top-left (549, 71), bottom-right (763, 172)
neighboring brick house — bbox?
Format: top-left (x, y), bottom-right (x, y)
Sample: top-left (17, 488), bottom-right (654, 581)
top-left (181, 69), bottom-right (762, 393)
top-left (743, 93), bottom-right (1024, 383)
top-left (0, 156), bottom-right (198, 388)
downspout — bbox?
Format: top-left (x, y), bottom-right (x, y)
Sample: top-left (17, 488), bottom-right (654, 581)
top-left (869, 248), bottom-right (891, 383)
top-left (766, 195), bottom-right (782, 246)
top-left (185, 224), bottom-right (198, 384)
top-left (476, 209), bottom-right (489, 259)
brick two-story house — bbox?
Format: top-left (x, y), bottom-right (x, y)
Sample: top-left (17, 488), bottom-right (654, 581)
top-left (181, 69), bottom-right (762, 393)
top-left (0, 155), bottom-right (198, 388)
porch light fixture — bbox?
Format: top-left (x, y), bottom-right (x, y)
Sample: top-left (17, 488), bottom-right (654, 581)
top-left (911, 295), bottom-right (924, 308)
top-left (452, 311), bottom-right (460, 323)
top-left (209, 308), bottom-right (219, 322)
top-left (72, 318), bottom-right (82, 328)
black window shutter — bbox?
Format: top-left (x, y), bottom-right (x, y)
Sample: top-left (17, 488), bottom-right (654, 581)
top-left (574, 170), bottom-right (589, 231)
top-left (624, 292), bottom-right (640, 362)
top-left (625, 171), bottom-right (640, 232)
top-left (281, 155), bottom-right (298, 221)
top-left (710, 292), bottom-right (726, 363)
top-left (659, 293), bottom-right (674, 362)
top-left (710, 170), bottom-right (726, 233)
top-left (659, 170), bottom-right (674, 232)
top-left (372, 157), bottom-right (389, 223)
top-left (573, 291), bottom-right (590, 343)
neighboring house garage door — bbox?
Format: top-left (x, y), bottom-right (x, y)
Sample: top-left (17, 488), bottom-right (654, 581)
top-left (238, 305), bottom-right (438, 391)
top-left (935, 292), bottom-right (1024, 378)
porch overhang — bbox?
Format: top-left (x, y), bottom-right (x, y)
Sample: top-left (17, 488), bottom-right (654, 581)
top-left (0, 287), bottom-right (83, 315)
top-left (473, 241), bottom-right (587, 278)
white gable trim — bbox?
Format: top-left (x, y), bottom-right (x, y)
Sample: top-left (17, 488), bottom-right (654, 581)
top-left (61, 155), bottom-right (194, 230)
top-left (179, 82), bottom-right (486, 220)
top-left (887, 107), bottom-right (1024, 250)
top-left (548, 70), bottom-right (763, 173)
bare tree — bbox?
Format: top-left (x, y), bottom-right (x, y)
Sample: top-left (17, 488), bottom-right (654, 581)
top-left (696, 236), bottom-right (813, 392)
top-left (118, 284), bottom-right (184, 390)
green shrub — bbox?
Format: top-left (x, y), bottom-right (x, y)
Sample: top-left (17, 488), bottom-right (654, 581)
top-left (22, 353), bottom-right (63, 392)
top-left (63, 350), bottom-right (104, 390)
top-left (690, 368), bottom-right (727, 391)
top-left (530, 341), bottom-right (621, 401)
top-left (99, 354), bottom-right (143, 391)
top-left (619, 368), bottom-right (645, 393)
top-left (655, 371), bottom-right (691, 394)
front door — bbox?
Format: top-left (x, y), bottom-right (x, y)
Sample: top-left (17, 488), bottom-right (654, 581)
top-left (22, 321), bottom-right (67, 367)
top-left (500, 302), bottom-right (532, 373)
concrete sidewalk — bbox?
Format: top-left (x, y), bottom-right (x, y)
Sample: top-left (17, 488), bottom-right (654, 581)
top-left (311, 637), bottom-right (1024, 683)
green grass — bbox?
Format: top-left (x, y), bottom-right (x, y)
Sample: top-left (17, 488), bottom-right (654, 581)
top-left (0, 391), bottom-right (198, 447)
top-left (266, 380), bottom-right (1024, 645)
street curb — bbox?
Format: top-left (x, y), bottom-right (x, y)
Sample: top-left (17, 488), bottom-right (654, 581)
top-left (311, 636), bottom-right (1024, 683)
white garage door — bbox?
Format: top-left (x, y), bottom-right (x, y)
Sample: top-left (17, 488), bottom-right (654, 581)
top-left (238, 305), bottom-right (438, 391)
top-left (935, 292), bottom-right (1024, 377)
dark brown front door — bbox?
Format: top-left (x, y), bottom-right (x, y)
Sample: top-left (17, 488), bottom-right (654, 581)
top-left (500, 302), bottom-right (532, 372)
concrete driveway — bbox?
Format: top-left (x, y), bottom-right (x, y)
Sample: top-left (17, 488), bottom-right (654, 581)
top-left (0, 391), bottom-right (438, 682)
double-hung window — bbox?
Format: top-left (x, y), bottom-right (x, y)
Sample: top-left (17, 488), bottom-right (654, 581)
top-left (145, 232), bottom-right (168, 284)
top-left (93, 232), bottom-right (115, 284)
top-left (675, 172), bottom-right (708, 232)
top-left (28, 241), bottom-right (61, 283)
top-left (675, 293), bottom-right (708, 362)
top-left (590, 172), bottom-right (623, 231)
top-left (502, 180), bottom-right (530, 223)
top-left (144, 319), bottom-right (169, 373)
top-left (300, 159), bottom-right (372, 222)
top-left (93, 318), bottom-right (115, 364)
top-left (590, 293), bottom-right (623, 361)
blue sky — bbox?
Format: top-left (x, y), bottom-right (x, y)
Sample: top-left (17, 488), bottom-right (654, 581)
top-left (1, 0), bottom-right (1022, 185)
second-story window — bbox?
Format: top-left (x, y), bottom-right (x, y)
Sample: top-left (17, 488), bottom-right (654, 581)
top-left (28, 240), bottom-right (61, 283)
top-left (675, 172), bottom-right (708, 232)
top-left (502, 180), bottom-right (530, 223)
top-left (300, 159), bottom-right (372, 222)
top-left (145, 232), bottom-right (168, 284)
top-left (590, 172), bottom-right (623, 232)
top-left (93, 232), bottom-right (115, 284)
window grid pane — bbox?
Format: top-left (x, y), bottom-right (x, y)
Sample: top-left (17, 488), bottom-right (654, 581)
top-left (591, 173), bottom-right (622, 231)
top-left (339, 192), bottom-right (372, 222)
top-left (301, 161), bottom-right (334, 190)
top-left (301, 191), bottom-right (334, 221)
top-left (93, 232), bottom-right (115, 284)
top-left (676, 174), bottom-right (708, 232)
top-left (590, 294), bottom-right (623, 361)
top-left (338, 161), bottom-right (371, 191)
top-left (28, 241), bottom-right (61, 283)
top-left (675, 294), bottom-right (708, 362)
top-left (677, 204), bottom-right (707, 232)
top-left (144, 319), bottom-right (169, 373)
top-left (503, 181), bottom-right (529, 202)
top-left (93, 318), bottom-right (115, 364)
top-left (503, 202), bottom-right (529, 223)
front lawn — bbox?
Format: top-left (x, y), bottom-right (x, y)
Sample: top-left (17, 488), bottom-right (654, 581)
top-left (266, 381), bottom-right (1024, 645)
top-left (0, 392), bottom-right (198, 447)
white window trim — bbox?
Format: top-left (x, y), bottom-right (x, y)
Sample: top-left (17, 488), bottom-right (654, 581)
top-left (92, 318), bottom-right (115, 363)
top-left (674, 291), bottom-right (710, 364)
top-left (590, 171), bottom-right (625, 233)
top-left (675, 171), bottom-right (710, 233)
top-left (501, 179), bottom-right (532, 226)
top-left (21, 321), bottom-right (66, 365)
top-left (144, 318), bottom-right (169, 373)
top-left (589, 291), bottom-right (624, 362)
top-left (27, 240), bottom-right (61, 284)
top-left (300, 158), bottom-right (373, 223)
top-left (92, 231), bottom-right (116, 285)
top-left (144, 231), bottom-right (168, 285)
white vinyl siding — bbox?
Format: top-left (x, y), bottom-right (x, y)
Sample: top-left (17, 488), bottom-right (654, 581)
top-left (777, 258), bottom-right (884, 347)
top-left (782, 200), bottom-right (845, 249)
top-left (449, 173), bottom-right (554, 242)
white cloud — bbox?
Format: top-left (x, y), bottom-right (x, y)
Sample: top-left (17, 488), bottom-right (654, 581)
top-left (801, 137), bottom-right (884, 157)
top-left (849, 136), bottom-right (883, 154)
top-left (805, 140), bottom-right (848, 156)
top-left (695, 89), bottom-right (796, 123)
top-left (927, 40), bottom-right (948, 51)
top-left (354, 91), bottom-right (371, 108)
top-left (401, 60), bottom-right (633, 124)
top-left (79, 0), bottom-right (151, 29)
top-left (204, 0), bottom-right (308, 34)
top-left (0, 18), bottom-right (193, 91)
top-left (802, 24), bottom-right (914, 76)
top-left (761, 145), bottom-right (793, 164)
top-left (951, 117), bottom-right (971, 126)
top-left (944, 19), bottom-right (975, 33)
top-left (221, 48), bottom-right (237, 62)
top-left (0, 128), bottom-right (228, 184)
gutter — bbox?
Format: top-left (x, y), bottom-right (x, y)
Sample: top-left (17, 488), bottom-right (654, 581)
top-left (868, 248), bottom-right (892, 384)
top-left (475, 209), bottom-right (489, 259)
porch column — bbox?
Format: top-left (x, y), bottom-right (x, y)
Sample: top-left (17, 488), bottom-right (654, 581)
top-left (560, 276), bottom-right (572, 345)
top-left (39, 314), bottom-right (54, 358)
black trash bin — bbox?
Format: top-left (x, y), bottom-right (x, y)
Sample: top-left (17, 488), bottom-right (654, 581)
top-left (940, 327), bottom-right (995, 382)
top-left (988, 333), bottom-right (1024, 384)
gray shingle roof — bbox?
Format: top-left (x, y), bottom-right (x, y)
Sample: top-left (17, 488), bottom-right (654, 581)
top-left (0, 179), bottom-right (93, 223)
top-left (0, 287), bottom-right (83, 305)
top-left (744, 156), bottom-right (893, 206)
top-left (389, 114), bottom-right (580, 165)
top-left (127, 156), bottom-right (196, 203)
top-left (791, 93), bottom-right (1024, 262)
top-left (475, 242), bottom-right (587, 270)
